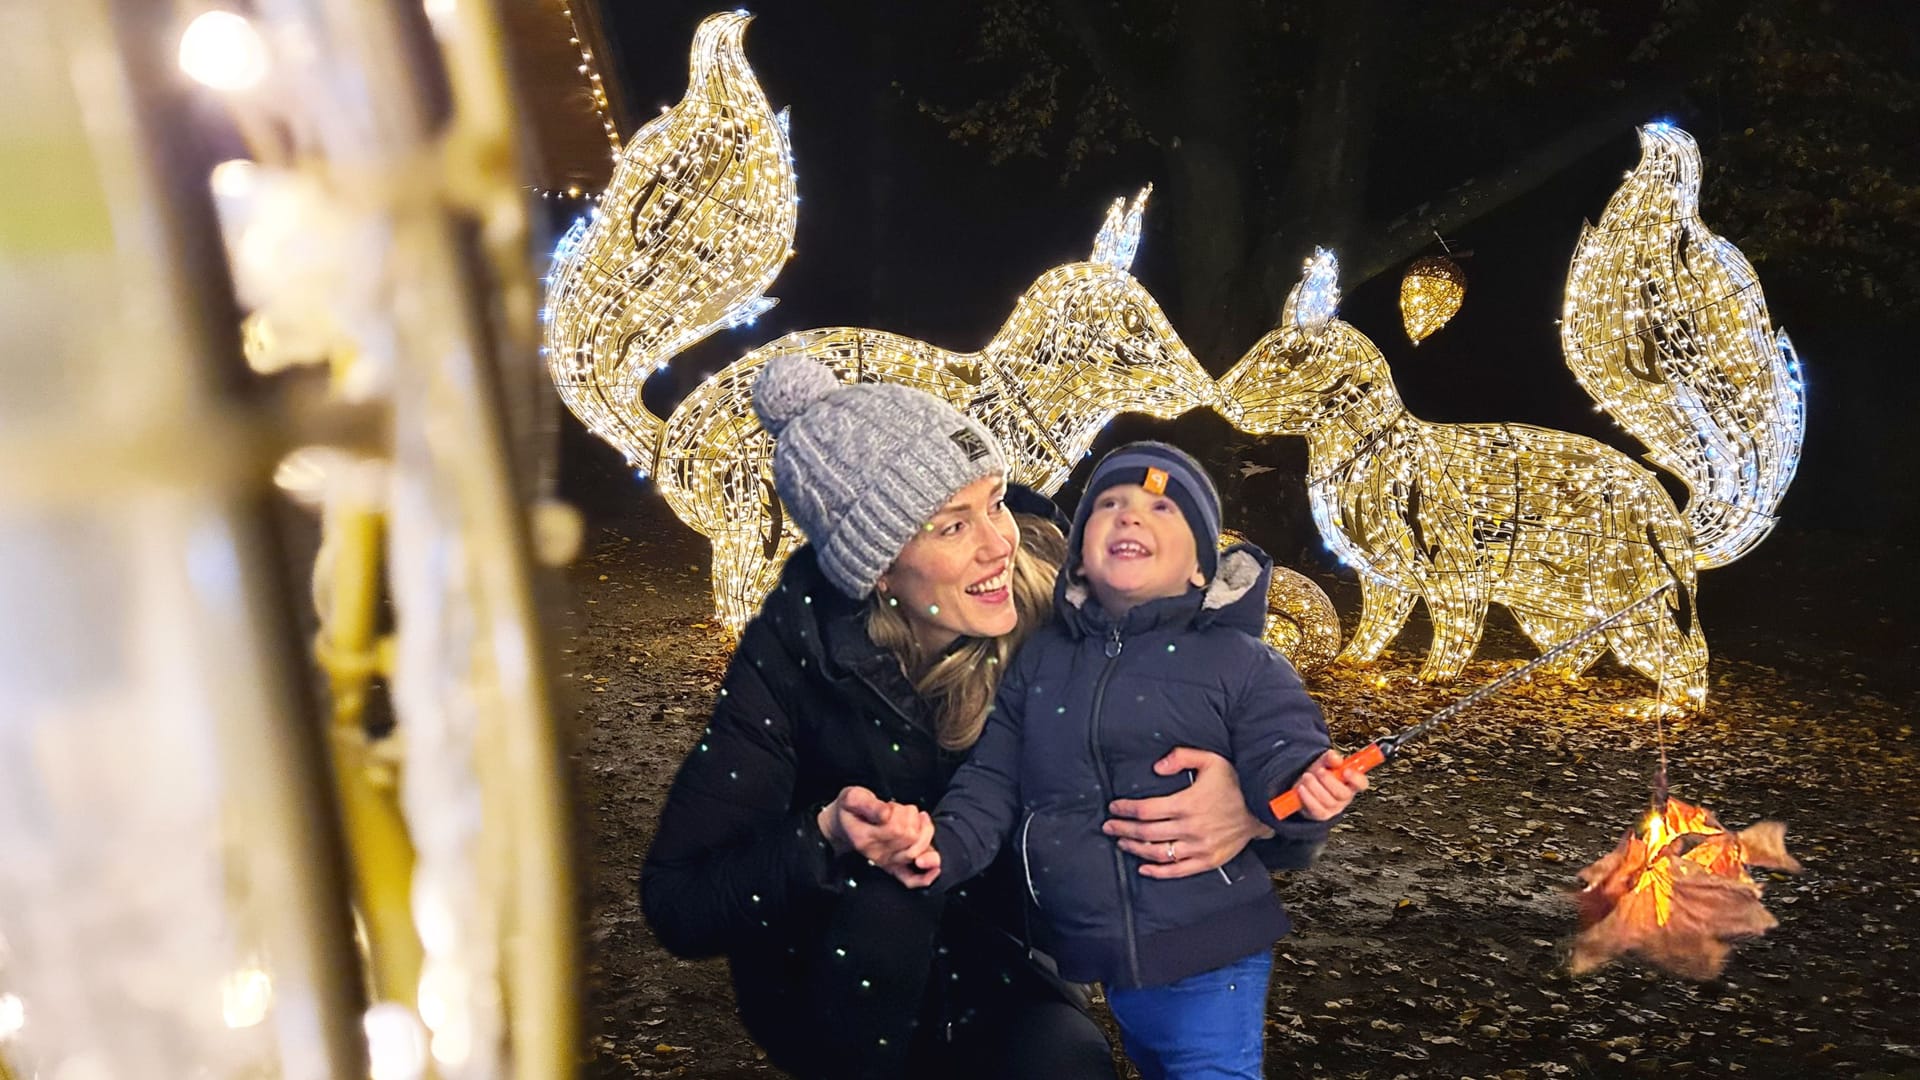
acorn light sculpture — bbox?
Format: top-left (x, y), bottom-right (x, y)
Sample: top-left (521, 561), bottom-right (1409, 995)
top-left (1218, 122), bottom-right (1804, 713)
top-left (1399, 253), bottom-right (1466, 345)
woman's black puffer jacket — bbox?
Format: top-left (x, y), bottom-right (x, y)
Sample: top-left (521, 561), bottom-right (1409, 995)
top-left (640, 528), bottom-right (1091, 1078)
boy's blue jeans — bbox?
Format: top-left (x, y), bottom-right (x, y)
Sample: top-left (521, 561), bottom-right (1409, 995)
top-left (1104, 950), bottom-right (1271, 1080)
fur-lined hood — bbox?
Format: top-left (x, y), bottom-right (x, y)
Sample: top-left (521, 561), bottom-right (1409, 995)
top-left (1056, 541), bottom-right (1273, 641)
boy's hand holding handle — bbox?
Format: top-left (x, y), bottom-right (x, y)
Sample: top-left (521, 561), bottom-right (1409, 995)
top-left (1270, 743), bottom-right (1384, 821)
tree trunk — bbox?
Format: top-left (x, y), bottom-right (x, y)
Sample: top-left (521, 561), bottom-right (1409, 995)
top-left (866, 0), bottom-right (900, 319)
top-left (1254, 0), bottom-right (1394, 323)
top-left (1163, 0), bottom-right (1253, 367)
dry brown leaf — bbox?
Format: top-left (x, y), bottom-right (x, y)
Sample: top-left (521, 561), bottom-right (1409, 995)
top-left (1736, 820), bottom-right (1804, 871)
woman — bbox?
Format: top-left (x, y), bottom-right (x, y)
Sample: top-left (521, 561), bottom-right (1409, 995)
top-left (640, 356), bottom-right (1281, 1079)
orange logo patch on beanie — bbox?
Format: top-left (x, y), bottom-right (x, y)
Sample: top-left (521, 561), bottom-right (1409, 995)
top-left (1142, 467), bottom-right (1168, 495)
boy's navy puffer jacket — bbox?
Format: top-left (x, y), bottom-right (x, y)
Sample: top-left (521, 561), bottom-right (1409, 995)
top-left (928, 541), bottom-right (1334, 990)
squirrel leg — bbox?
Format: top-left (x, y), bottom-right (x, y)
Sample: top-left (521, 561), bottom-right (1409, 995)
top-left (1416, 568), bottom-right (1487, 683)
top-left (1338, 576), bottom-right (1416, 666)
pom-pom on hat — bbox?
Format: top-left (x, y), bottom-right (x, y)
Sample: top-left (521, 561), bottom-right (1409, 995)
top-left (752, 354), bottom-right (1008, 599)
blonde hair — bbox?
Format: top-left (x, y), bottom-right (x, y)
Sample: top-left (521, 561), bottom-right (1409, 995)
top-left (866, 512), bottom-right (1067, 751)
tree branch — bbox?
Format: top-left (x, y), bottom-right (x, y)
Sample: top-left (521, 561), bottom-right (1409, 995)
top-left (1048, 0), bottom-right (1177, 141)
top-left (1339, 87), bottom-right (1676, 287)
top-left (1247, 0), bottom-right (1751, 310)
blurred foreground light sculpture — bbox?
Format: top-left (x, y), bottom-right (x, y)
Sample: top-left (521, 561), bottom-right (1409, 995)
top-left (3, 0), bottom-right (576, 1077)
top-left (1399, 254), bottom-right (1466, 345)
top-left (543, 30), bottom-right (1215, 629)
top-left (1219, 124), bottom-right (1804, 711)
top-left (1, 5), bottom-right (363, 1077)
top-left (1216, 531), bottom-right (1341, 676)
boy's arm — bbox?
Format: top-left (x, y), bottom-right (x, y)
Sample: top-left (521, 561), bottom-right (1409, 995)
top-left (1229, 645), bottom-right (1338, 857)
top-left (923, 651), bottom-right (1035, 893)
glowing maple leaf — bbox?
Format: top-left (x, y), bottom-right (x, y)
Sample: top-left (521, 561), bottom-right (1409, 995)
top-left (1571, 797), bottom-right (1801, 979)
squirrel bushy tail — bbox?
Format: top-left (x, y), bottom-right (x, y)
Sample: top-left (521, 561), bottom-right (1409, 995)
top-left (542, 13), bottom-right (796, 475)
top-left (1561, 123), bottom-right (1806, 570)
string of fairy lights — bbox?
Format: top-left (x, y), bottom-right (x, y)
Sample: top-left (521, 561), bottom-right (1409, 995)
top-left (557, 0), bottom-right (622, 160)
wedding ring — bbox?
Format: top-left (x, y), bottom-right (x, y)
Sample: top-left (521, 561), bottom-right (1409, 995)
top-left (1164, 840), bottom-right (1177, 862)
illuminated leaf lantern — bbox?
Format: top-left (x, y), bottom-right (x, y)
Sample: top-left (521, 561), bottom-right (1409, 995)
top-left (1398, 254), bottom-right (1466, 345)
top-left (1573, 796), bottom-right (1801, 978)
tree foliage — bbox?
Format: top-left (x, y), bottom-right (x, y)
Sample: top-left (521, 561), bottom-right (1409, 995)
top-left (911, 0), bottom-right (1920, 323)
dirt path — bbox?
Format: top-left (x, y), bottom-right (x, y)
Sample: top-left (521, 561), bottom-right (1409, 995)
top-left (561, 495), bottom-right (1920, 1079)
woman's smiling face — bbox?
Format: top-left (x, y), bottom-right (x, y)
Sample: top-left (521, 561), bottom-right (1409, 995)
top-left (878, 475), bottom-right (1022, 654)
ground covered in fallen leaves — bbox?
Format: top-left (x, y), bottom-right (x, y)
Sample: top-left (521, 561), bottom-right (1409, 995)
top-left (560, 492), bottom-right (1919, 1079)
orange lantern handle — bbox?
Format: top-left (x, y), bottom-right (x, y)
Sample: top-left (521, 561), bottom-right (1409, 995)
top-left (1267, 584), bottom-right (1677, 822)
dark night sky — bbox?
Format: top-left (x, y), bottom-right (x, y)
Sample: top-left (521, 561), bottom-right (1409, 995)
top-left (561, 2), bottom-right (1916, 538)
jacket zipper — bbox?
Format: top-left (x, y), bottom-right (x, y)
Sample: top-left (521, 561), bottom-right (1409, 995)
top-left (1089, 623), bottom-right (1143, 986)
top-left (1019, 813), bottom-right (1041, 905)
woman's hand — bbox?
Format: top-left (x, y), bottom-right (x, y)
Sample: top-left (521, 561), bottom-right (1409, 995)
top-left (820, 786), bottom-right (938, 873)
top-left (1101, 748), bottom-right (1272, 879)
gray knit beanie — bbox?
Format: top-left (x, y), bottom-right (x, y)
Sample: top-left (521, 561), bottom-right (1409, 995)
top-left (753, 355), bottom-right (1008, 599)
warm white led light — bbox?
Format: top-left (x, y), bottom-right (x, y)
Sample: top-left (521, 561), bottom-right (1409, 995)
top-left (364, 1002), bottom-right (429, 1080)
top-left (209, 158), bottom-right (259, 200)
top-left (0, 993), bottom-right (23, 1041)
top-left (1399, 254), bottom-right (1466, 345)
top-left (220, 966), bottom-right (273, 1029)
top-left (178, 11), bottom-right (269, 91)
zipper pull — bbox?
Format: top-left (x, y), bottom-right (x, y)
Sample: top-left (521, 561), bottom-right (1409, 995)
top-left (1104, 625), bottom-right (1123, 658)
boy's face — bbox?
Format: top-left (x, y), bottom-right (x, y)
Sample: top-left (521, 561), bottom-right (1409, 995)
top-left (1078, 482), bottom-right (1202, 616)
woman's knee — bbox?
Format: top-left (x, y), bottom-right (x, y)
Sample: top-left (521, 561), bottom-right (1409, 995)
top-left (949, 998), bottom-right (1116, 1080)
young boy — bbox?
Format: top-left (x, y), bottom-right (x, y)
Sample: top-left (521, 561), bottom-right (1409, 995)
top-left (853, 441), bottom-right (1366, 1080)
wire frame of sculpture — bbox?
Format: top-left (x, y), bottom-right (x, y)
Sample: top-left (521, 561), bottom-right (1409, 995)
top-left (1216, 531), bottom-right (1342, 676)
top-left (543, 11), bottom-right (797, 473)
top-left (540, 25), bottom-right (1215, 630)
top-left (652, 188), bottom-right (1217, 630)
top-left (1562, 123), bottom-right (1805, 570)
top-left (1219, 251), bottom-right (1709, 709)
top-left (1399, 254), bottom-right (1466, 345)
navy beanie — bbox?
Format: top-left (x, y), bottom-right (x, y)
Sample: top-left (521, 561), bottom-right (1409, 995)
top-left (1069, 441), bottom-right (1222, 582)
